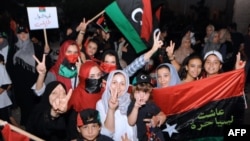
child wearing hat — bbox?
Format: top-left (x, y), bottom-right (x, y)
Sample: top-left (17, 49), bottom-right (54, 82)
top-left (77, 108), bottom-right (114, 141)
top-left (127, 73), bottom-right (166, 141)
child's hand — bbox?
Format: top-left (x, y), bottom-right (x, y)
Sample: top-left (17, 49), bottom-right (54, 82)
top-left (134, 92), bottom-right (146, 108)
top-left (235, 52), bottom-right (246, 69)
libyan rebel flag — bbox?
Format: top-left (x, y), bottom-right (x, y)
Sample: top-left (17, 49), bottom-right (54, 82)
top-left (152, 69), bottom-right (247, 140)
top-left (105, 0), bottom-right (164, 53)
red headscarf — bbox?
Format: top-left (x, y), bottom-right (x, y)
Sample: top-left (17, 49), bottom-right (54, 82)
top-left (68, 60), bottom-right (104, 111)
top-left (50, 40), bottom-right (80, 91)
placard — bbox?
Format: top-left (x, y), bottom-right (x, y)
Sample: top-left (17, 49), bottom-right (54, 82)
top-left (27, 7), bottom-right (59, 30)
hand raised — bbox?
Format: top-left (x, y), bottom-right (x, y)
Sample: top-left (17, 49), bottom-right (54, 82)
top-left (33, 54), bottom-right (47, 75)
top-left (108, 88), bottom-right (119, 110)
top-left (152, 31), bottom-right (163, 52)
top-left (76, 18), bottom-right (90, 32)
top-left (51, 89), bottom-right (73, 114)
top-left (235, 52), bottom-right (246, 69)
top-left (166, 40), bottom-right (175, 57)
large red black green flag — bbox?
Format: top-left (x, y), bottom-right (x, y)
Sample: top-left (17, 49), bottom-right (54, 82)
top-left (105, 0), bottom-right (164, 53)
top-left (152, 69), bottom-right (247, 140)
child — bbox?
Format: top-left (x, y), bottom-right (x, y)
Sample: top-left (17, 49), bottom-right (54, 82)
top-left (127, 73), bottom-right (166, 141)
top-left (77, 108), bottom-right (114, 141)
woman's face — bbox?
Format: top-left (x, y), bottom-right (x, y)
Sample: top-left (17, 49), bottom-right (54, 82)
top-left (88, 66), bottom-right (102, 79)
top-left (17, 32), bottom-right (29, 41)
top-left (183, 38), bottom-right (191, 48)
top-left (49, 84), bottom-right (67, 105)
top-left (110, 73), bottom-right (126, 97)
top-left (186, 58), bottom-right (202, 79)
top-left (157, 67), bottom-right (171, 88)
top-left (86, 41), bottom-right (98, 57)
top-left (65, 45), bottom-right (79, 56)
top-left (104, 54), bottom-right (116, 65)
top-left (204, 55), bottom-right (222, 77)
top-left (212, 32), bottom-right (220, 44)
top-left (79, 123), bottom-right (100, 141)
top-left (206, 26), bottom-right (213, 36)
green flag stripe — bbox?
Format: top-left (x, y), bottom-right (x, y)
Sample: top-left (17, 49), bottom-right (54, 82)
top-left (105, 2), bottom-right (147, 53)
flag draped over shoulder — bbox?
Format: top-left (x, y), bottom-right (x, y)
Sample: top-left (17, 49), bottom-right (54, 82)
top-left (152, 69), bottom-right (246, 140)
top-left (105, 0), bottom-right (164, 53)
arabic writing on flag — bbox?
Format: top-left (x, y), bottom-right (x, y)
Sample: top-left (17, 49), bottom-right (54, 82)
top-left (152, 69), bottom-right (246, 140)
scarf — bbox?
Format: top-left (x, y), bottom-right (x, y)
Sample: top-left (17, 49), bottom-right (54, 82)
top-left (156, 63), bottom-right (181, 88)
top-left (101, 70), bottom-right (131, 115)
top-left (13, 34), bottom-right (35, 72)
top-left (68, 60), bottom-right (104, 112)
top-left (50, 40), bottom-right (80, 91)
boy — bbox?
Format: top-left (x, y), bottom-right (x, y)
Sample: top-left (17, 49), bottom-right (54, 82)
top-left (77, 108), bottom-right (113, 141)
top-left (127, 73), bottom-right (166, 141)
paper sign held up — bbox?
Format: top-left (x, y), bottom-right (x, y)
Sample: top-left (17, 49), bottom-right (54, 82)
top-left (27, 7), bottom-right (59, 30)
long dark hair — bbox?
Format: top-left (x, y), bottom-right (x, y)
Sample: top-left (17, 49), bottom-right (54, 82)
top-left (179, 53), bottom-right (203, 80)
top-left (101, 49), bottom-right (122, 69)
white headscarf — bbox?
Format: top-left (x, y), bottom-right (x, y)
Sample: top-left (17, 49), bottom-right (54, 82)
top-left (101, 70), bottom-right (131, 115)
top-left (156, 63), bottom-right (181, 88)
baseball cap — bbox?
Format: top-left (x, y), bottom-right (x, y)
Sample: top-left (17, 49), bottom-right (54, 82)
top-left (133, 73), bottom-right (153, 86)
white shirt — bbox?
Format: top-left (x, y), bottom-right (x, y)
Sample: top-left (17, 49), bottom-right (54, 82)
top-left (96, 100), bottom-right (138, 141)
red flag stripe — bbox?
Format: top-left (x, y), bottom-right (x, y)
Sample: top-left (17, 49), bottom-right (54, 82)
top-left (153, 69), bottom-right (245, 116)
top-left (141, 0), bottom-right (152, 41)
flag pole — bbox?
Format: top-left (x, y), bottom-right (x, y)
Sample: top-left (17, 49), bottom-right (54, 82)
top-left (88, 10), bottom-right (105, 23)
top-left (0, 119), bottom-right (45, 141)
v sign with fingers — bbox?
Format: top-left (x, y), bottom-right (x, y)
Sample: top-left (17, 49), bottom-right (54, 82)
top-left (166, 40), bottom-right (175, 58)
top-left (33, 54), bottom-right (47, 75)
top-left (51, 88), bottom-right (73, 117)
top-left (108, 88), bottom-right (119, 111)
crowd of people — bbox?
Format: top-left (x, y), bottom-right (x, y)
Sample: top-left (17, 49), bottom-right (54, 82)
top-left (0, 10), bottom-right (249, 141)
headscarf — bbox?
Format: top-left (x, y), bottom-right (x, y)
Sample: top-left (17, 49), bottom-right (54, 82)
top-left (101, 70), bottom-right (131, 115)
top-left (50, 40), bottom-right (80, 91)
top-left (13, 33), bottom-right (36, 72)
top-left (174, 36), bottom-right (194, 65)
top-left (26, 81), bottom-right (67, 137)
top-left (155, 63), bottom-right (181, 88)
top-left (68, 60), bottom-right (104, 112)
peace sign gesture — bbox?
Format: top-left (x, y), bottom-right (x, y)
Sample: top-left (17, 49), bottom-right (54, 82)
top-left (166, 40), bottom-right (176, 58)
top-left (152, 31), bottom-right (163, 52)
top-left (51, 88), bottom-right (73, 115)
top-left (76, 18), bottom-right (90, 32)
top-left (108, 88), bottom-right (119, 111)
top-left (33, 54), bottom-right (47, 75)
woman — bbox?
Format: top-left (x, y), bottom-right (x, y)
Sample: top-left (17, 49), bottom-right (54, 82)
top-left (203, 31), bottom-right (220, 56)
top-left (26, 81), bottom-right (72, 141)
top-left (96, 70), bottom-right (137, 141)
top-left (12, 25), bottom-right (51, 126)
top-left (67, 60), bottom-right (104, 140)
top-left (33, 40), bottom-right (81, 96)
top-left (155, 63), bottom-right (181, 88)
top-left (174, 36), bottom-right (194, 65)
top-left (179, 53), bottom-right (203, 83)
